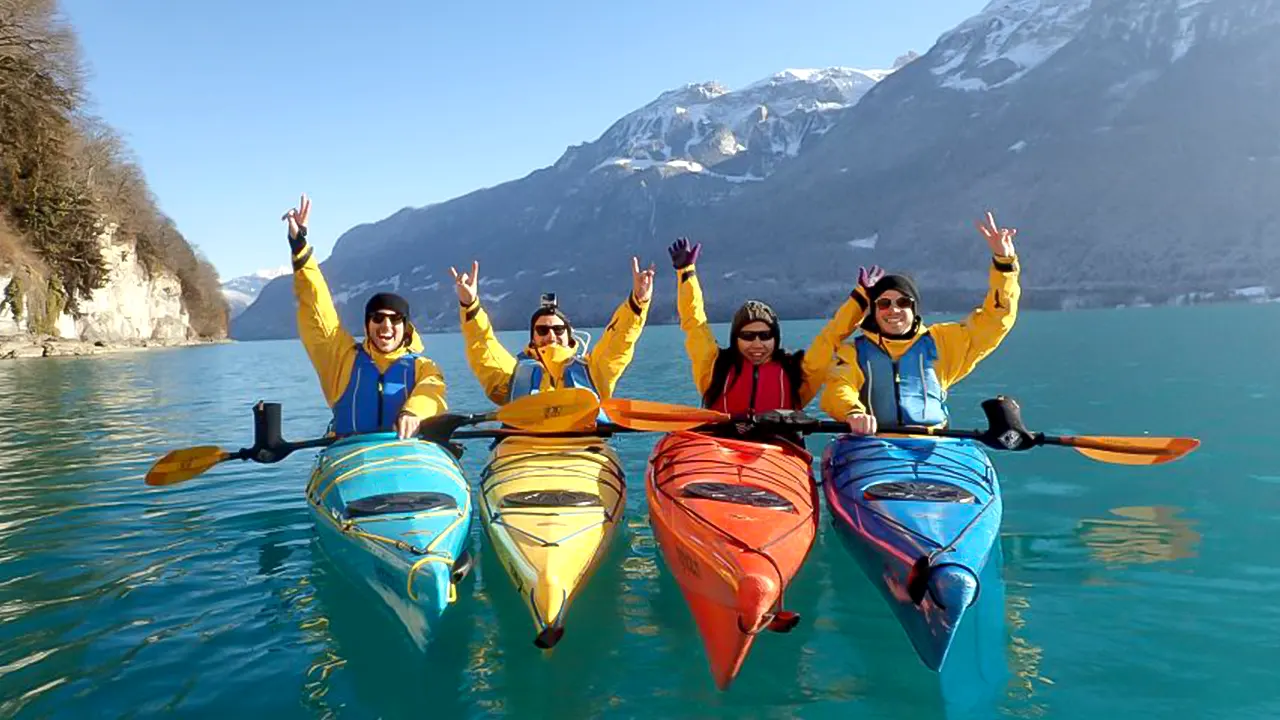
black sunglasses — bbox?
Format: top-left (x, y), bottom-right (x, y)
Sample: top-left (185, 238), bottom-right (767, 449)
top-left (737, 330), bottom-right (775, 342)
top-left (875, 296), bottom-right (915, 310)
top-left (535, 324), bottom-right (568, 337)
top-left (367, 312), bottom-right (405, 325)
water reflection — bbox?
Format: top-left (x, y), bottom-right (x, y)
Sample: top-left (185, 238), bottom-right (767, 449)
top-left (1077, 506), bottom-right (1200, 567)
top-left (1002, 587), bottom-right (1052, 718)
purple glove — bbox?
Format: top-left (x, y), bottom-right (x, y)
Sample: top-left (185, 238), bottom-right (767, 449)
top-left (857, 265), bottom-right (885, 291)
top-left (668, 237), bottom-right (702, 270)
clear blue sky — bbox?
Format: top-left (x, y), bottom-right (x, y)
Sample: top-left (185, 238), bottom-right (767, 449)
top-left (58, 0), bottom-right (987, 281)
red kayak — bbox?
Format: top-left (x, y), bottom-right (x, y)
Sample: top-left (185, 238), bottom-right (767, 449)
top-left (645, 430), bottom-right (818, 690)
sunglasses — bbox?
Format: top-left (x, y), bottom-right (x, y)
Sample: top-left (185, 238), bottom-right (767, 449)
top-left (367, 312), bottom-right (404, 325)
top-left (534, 324), bottom-right (568, 337)
top-left (875, 297), bottom-right (915, 310)
top-left (737, 330), bottom-right (775, 342)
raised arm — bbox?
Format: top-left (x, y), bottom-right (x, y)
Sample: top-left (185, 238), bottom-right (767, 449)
top-left (669, 238), bottom-right (721, 396)
top-left (797, 266), bottom-right (882, 405)
top-left (931, 212), bottom-right (1022, 387)
top-left (283, 194), bottom-right (356, 407)
top-left (451, 261), bottom-right (519, 404)
top-left (586, 257), bottom-right (653, 398)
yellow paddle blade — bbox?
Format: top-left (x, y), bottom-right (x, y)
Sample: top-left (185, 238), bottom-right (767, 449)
top-left (496, 388), bottom-right (601, 432)
top-left (600, 398), bottom-right (731, 432)
top-left (1060, 436), bottom-right (1200, 466)
top-left (145, 446), bottom-right (230, 486)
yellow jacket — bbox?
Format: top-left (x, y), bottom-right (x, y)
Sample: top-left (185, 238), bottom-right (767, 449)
top-left (290, 242), bottom-right (448, 419)
top-left (819, 254), bottom-right (1021, 421)
top-left (675, 265), bottom-right (867, 407)
top-left (458, 293), bottom-right (650, 405)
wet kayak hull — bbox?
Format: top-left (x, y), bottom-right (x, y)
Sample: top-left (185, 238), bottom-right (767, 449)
top-left (821, 435), bottom-right (1001, 671)
top-left (646, 430), bottom-right (818, 690)
top-left (306, 433), bottom-right (473, 650)
top-left (480, 434), bottom-right (625, 648)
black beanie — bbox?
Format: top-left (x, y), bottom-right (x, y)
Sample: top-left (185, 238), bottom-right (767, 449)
top-left (861, 274), bottom-right (922, 335)
top-left (365, 292), bottom-right (410, 320)
top-left (731, 300), bottom-right (781, 343)
top-left (867, 274), bottom-right (921, 305)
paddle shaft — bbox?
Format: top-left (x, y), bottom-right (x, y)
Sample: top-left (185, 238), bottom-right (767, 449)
top-left (805, 420), bottom-right (984, 440)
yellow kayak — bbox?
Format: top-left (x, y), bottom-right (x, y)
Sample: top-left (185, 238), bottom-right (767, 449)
top-left (479, 434), bottom-right (625, 648)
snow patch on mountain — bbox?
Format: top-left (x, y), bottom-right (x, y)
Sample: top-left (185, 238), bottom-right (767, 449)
top-left (930, 0), bottom-right (1092, 92)
top-left (220, 265), bottom-right (291, 319)
top-left (587, 67), bottom-right (890, 181)
top-left (848, 233), bottom-right (879, 250)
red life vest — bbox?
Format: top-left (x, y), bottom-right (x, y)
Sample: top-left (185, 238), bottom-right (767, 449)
top-left (709, 357), bottom-right (797, 415)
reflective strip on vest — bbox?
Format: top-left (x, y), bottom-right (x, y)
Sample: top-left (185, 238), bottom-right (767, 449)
top-left (508, 353), bottom-right (609, 422)
top-left (853, 334), bottom-right (949, 427)
top-left (332, 345), bottom-right (419, 435)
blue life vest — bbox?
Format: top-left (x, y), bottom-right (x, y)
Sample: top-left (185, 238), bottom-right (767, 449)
top-left (853, 333), bottom-right (949, 427)
top-left (508, 351), bottom-right (610, 423)
top-left (332, 344), bottom-right (420, 435)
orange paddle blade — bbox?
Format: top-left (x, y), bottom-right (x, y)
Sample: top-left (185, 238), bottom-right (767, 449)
top-left (146, 446), bottom-right (230, 486)
top-left (601, 398), bottom-right (730, 432)
top-left (1057, 436), bottom-right (1200, 466)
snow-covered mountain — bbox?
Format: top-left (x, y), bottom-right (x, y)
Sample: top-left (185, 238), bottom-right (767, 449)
top-left (221, 267), bottom-right (288, 319)
top-left (699, 0), bottom-right (1280, 302)
top-left (564, 67), bottom-right (889, 182)
top-left (231, 65), bottom-right (896, 339)
top-left (233, 0), bottom-right (1280, 341)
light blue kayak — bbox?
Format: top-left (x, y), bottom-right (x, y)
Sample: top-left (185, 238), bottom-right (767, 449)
top-left (821, 435), bottom-right (1002, 671)
top-left (305, 433), bottom-right (473, 649)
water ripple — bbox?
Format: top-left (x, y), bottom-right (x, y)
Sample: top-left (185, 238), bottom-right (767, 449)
top-left (0, 316), bottom-right (1278, 718)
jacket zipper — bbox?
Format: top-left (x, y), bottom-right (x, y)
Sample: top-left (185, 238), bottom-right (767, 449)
top-left (748, 365), bottom-right (759, 413)
top-left (377, 373), bottom-right (385, 429)
top-left (892, 360), bottom-right (904, 426)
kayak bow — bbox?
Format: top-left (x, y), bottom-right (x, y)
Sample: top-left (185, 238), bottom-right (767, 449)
top-left (646, 430), bottom-right (817, 690)
top-left (821, 434), bottom-right (1002, 671)
top-left (479, 434), bottom-right (625, 649)
top-left (306, 432), bottom-right (473, 649)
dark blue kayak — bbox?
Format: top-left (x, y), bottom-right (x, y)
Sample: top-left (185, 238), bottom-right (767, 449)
top-left (821, 435), bottom-right (1002, 671)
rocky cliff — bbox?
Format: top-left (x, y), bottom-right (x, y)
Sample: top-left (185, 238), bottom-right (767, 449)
top-left (0, 223), bottom-right (198, 352)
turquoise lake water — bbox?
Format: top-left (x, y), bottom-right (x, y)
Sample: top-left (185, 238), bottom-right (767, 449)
top-left (1, 302), bottom-right (1277, 719)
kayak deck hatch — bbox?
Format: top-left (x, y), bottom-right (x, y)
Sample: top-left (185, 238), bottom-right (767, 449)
top-left (344, 491), bottom-right (459, 519)
top-left (681, 481), bottom-right (797, 511)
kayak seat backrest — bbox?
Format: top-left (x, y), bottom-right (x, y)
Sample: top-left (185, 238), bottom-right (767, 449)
top-left (502, 490), bottom-right (604, 508)
top-left (681, 481), bottom-right (796, 511)
top-left (344, 491), bottom-right (459, 519)
top-left (863, 481), bottom-right (977, 503)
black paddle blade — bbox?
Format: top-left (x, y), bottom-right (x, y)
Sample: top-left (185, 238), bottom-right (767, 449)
top-left (980, 395), bottom-right (1040, 451)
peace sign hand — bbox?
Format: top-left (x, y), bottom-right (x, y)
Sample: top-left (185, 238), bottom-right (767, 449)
top-left (449, 261), bottom-right (480, 307)
top-left (281, 193), bottom-right (311, 241)
top-left (631, 256), bottom-right (656, 304)
top-left (976, 211), bottom-right (1017, 257)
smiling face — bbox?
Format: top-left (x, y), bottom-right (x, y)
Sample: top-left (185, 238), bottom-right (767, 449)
top-left (873, 290), bottom-right (916, 336)
top-left (532, 315), bottom-right (571, 348)
top-left (735, 321), bottom-right (776, 365)
top-left (365, 310), bottom-right (406, 353)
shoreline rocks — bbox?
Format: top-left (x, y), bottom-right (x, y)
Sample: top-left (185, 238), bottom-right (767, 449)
top-left (0, 334), bottom-right (231, 361)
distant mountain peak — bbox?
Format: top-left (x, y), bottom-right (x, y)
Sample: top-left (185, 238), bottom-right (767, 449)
top-left (893, 51), bottom-right (921, 69)
top-left (581, 65), bottom-right (894, 182)
top-left (221, 266), bottom-right (290, 319)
